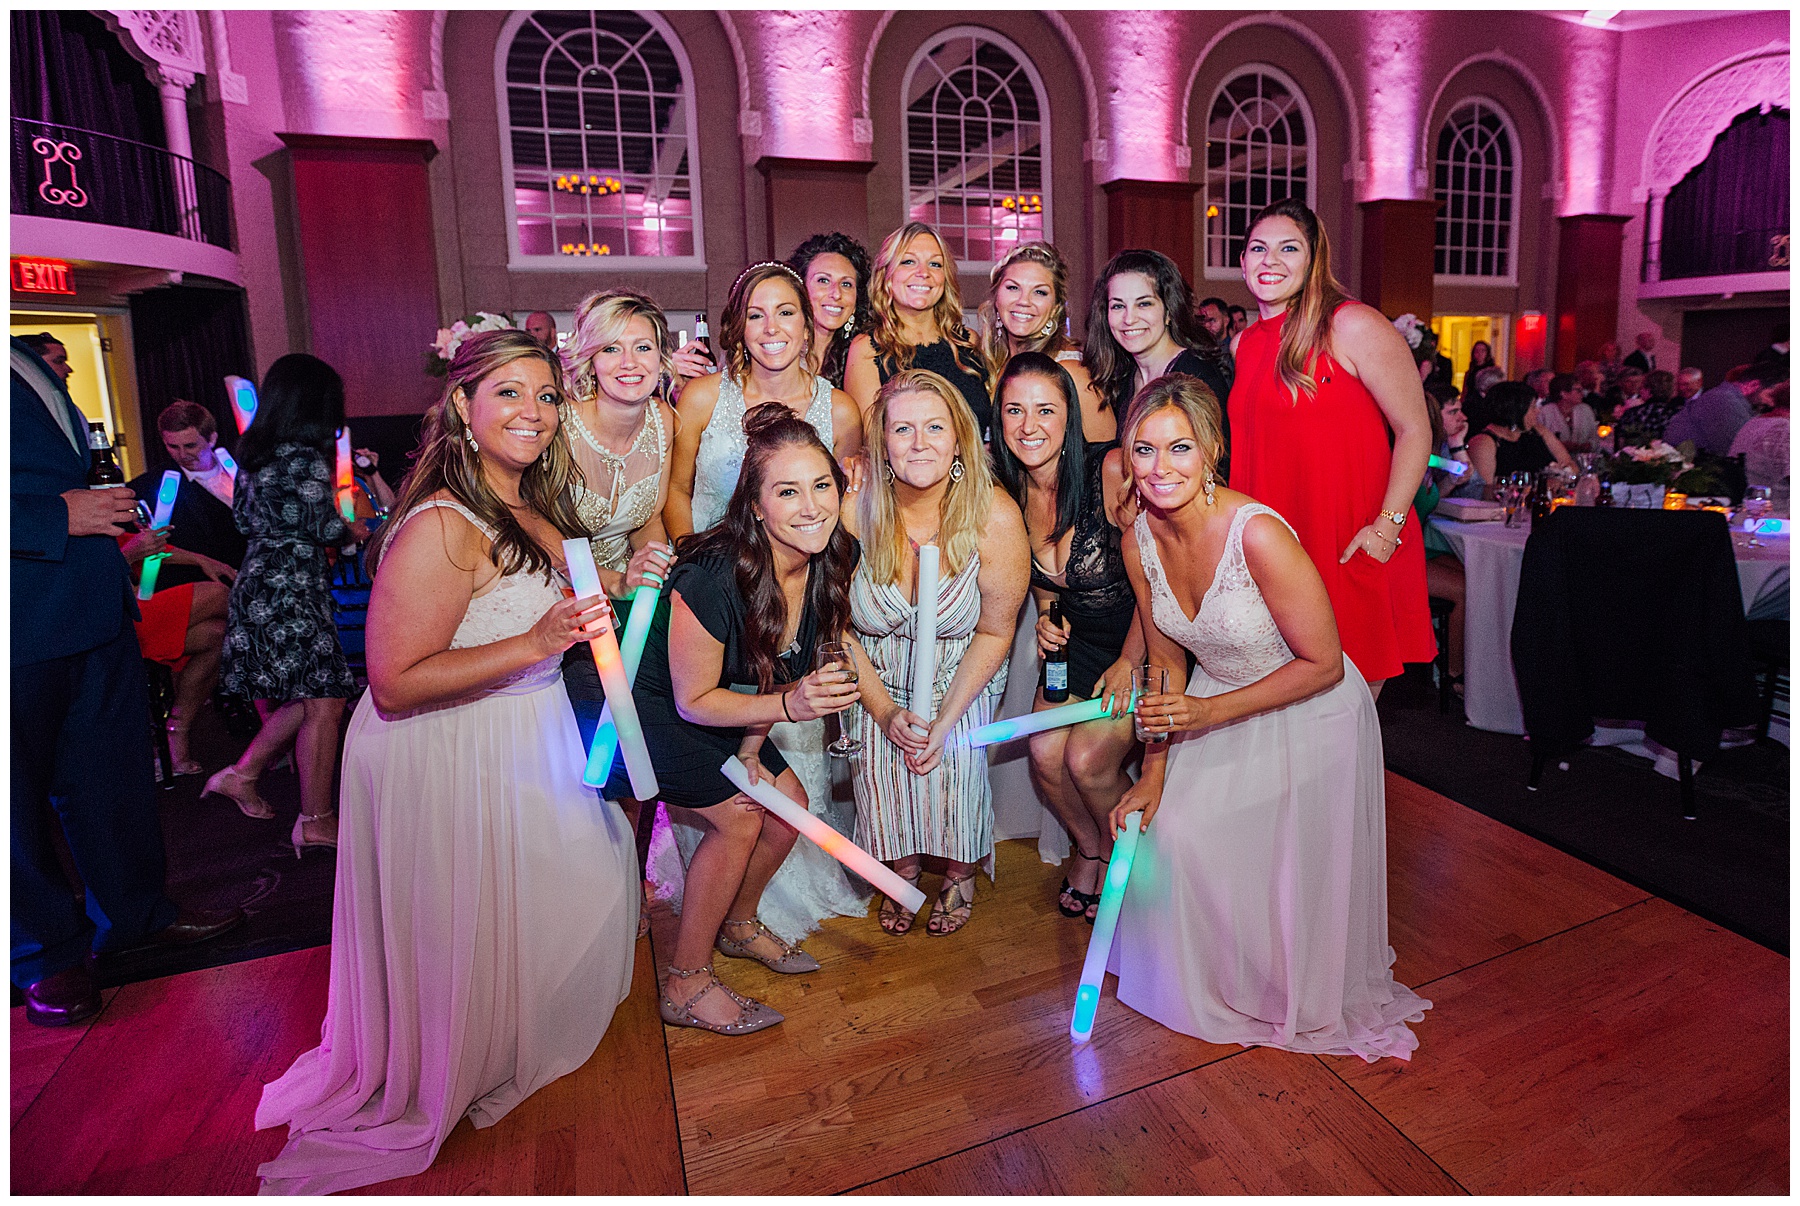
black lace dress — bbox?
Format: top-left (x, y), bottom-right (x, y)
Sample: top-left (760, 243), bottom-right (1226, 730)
top-left (219, 442), bottom-right (357, 703)
top-left (1031, 442), bottom-right (1136, 698)
top-left (877, 338), bottom-right (992, 439)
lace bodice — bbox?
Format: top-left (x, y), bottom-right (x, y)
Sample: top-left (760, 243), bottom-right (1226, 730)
top-left (691, 373), bottom-right (835, 533)
top-left (393, 500), bottom-right (567, 695)
top-left (1029, 442), bottom-right (1134, 622)
top-left (563, 400), bottom-right (668, 573)
top-left (1133, 503), bottom-right (1295, 687)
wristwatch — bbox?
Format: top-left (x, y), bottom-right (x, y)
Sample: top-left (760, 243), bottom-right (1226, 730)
top-left (1448, 443), bottom-right (1468, 454)
top-left (1377, 508), bottom-right (1409, 529)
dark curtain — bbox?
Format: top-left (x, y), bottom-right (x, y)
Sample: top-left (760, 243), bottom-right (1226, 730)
top-left (1661, 107), bottom-right (1789, 279)
top-left (10, 10), bottom-right (165, 145)
top-left (129, 285), bottom-right (255, 465)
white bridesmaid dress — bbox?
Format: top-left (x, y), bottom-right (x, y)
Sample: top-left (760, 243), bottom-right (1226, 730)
top-left (255, 501), bottom-right (638, 1194)
top-left (1111, 503), bottom-right (1429, 1062)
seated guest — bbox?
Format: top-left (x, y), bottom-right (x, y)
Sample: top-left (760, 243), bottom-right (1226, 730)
top-left (1468, 381), bottom-right (1576, 498)
top-left (1675, 367), bottom-right (1704, 402)
top-left (1195, 296), bottom-right (1231, 344)
top-left (1665, 365), bottom-right (1763, 455)
top-left (1418, 330), bottom-right (1454, 394)
top-left (1524, 368), bottom-right (1553, 405)
top-left (1432, 387), bottom-right (1485, 499)
top-left (1464, 364), bottom-right (1506, 415)
top-left (118, 523), bottom-right (234, 776)
top-left (1574, 359), bottom-right (1607, 414)
top-left (130, 401), bottom-right (248, 589)
top-left (1603, 367), bottom-right (1648, 424)
top-left (1417, 390), bottom-right (1467, 692)
top-left (1536, 372), bottom-right (1599, 453)
top-left (1617, 369), bottom-right (1684, 443)
top-left (1728, 380), bottom-right (1789, 489)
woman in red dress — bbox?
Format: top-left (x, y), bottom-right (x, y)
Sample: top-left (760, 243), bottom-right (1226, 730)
top-left (1227, 198), bottom-right (1435, 690)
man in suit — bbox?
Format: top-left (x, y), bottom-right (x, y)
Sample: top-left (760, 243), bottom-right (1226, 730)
top-left (128, 400), bottom-right (247, 589)
top-left (1622, 331), bottom-right (1658, 373)
top-left (11, 337), bottom-right (242, 1026)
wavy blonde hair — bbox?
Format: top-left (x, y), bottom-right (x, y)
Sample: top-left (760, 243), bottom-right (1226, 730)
top-left (1118, 373), bottom-right (1227, 498)
top-left (857, 368), bottom-right (993, 586)
top-left (564, 289), bottom-right (674, 405)
top-left (979, 240), bottom-right (1076, 375)
top-left (867, 222), bottom-right (991, 394)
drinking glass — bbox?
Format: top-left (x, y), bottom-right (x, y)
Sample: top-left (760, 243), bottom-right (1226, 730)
top-left (1743, 486), bottom-right (1773, 547)
top-left (816, 641), bottom-right (862, 756)
top-left (1131, 665), bottom-right (1170, 744)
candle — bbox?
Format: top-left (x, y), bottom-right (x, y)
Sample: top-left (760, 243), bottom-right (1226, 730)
top-left (224, 374), bottom-right (258, 432)
top-left (1662, 491), bottom-right (1688, 511)
top-left (910, 543), bottom-right (940, 731)
top-left (334, 427), bottom-right (356, 522)
top-left (720, 757), bottom-right (927, 913)
top-left (583, 581), bottom-right (663, 788)
top-left (1070, 810), bottom-right (1143, 1043)
top-left (960, 694), bottom-right (1132, 749)
top-left (135, 470), bottom-right (182, 602)
top-left (563, 539), bottom-right (658, 801)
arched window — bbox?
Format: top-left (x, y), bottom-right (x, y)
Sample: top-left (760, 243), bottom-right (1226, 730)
top-left (497, 11), bottom-right (702, 268)
top-left (1203, 66), bottom-right (1313, 272)
top-left (1434, 99), bottom-right (1518, 281)
top-left (902, 28), bottom-right (1050, 269)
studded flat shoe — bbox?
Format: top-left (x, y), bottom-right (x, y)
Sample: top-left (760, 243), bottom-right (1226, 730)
top-left (715, 919), bottom-right (820, 974)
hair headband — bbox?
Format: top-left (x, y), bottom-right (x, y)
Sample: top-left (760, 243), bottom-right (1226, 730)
top-left (731, 260), bottom-right (804, 294)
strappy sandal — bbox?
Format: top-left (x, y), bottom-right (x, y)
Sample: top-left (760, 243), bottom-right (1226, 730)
top-left (1085, 857), bottom-right (1110, 926)
top-left (1058, 851), bottom-right (1103, 918)
top-left (716, 918), bottom-right (820, 974)
top-left (927, 873), bottom-right (976, 936)
top-left (659, 965), bottom-right (783, 1035)
top-left (200, 766), bottom-right (273, 820)
top-left (878, 867), bottom-right (924, 936)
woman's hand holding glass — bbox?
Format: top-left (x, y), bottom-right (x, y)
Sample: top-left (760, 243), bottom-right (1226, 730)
top-left (788, 659), bottom-right (860, 723)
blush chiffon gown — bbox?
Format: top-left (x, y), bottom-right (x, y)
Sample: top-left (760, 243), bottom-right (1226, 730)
top-left (1110, 503), bottom-right (1430, 1061)
top-left (254, 500), bottom-right (638, 1194)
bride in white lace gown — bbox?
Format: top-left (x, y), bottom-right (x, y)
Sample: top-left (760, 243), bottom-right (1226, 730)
top-left (1107, 377), bottom-right (1429, 1062)
top-left (661, 262), bottom-right (869, 941)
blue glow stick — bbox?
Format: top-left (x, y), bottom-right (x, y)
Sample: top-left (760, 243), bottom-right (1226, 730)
top-left (214, 447), bottom-right (238, 477)
top-left (135, 470), bottom-right (182, 601)
top-left (563, 539), bottom-right (658, 800)
top-left (224, 375), bottom-right (258, 432)
top-left (583, 580), bottom-right (662, 787)
top-left (1428, 454), bottom-right (1468, 477)
top-left (1070, 810), bottom-right (1143, 1044)
top-left (960, 693), bottom-right (1132, 748)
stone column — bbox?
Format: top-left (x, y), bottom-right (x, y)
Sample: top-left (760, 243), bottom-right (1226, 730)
top-left (152, 66), bottom-right (200, 239)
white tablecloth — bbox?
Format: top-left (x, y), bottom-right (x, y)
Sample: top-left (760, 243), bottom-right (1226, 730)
top-left (1431, 517), bottom-right (1789, 740)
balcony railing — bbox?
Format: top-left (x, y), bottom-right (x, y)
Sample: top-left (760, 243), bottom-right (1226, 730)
top-left (12, 118), bottom-right (234, 251)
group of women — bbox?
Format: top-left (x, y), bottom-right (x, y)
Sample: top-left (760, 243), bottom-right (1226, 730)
top-left (247, 198), bottom-right (1433, 1194)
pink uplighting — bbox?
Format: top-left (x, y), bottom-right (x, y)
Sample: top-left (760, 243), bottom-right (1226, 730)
top-left (745, 10), bottom-right (863, 160)
top-left (1358, 11), bottom-right (1426, 200)
top-left (1100, 11), bottom-right (1187, 181)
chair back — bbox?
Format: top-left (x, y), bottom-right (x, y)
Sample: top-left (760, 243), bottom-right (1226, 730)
top-left (330, 549), bottom-right (374, 685)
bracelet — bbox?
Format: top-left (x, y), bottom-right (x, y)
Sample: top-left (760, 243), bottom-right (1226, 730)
top-left (1448, 444), bottom-right (1468, 454)
top-left (1369, 527), bottom-right (1400, 547)
top-left (781, 690), bottom-right (795, 722)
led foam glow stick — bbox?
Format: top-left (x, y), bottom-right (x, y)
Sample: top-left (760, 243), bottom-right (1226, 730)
top-left (910, 543), bottom-right (940, 731)
top-left (224, 375), bottom-right (258, 432)
top-left (583, 580), bottom-right (663, 787)
top-left (213, 447), bottom-right (238, 477)
top-left (1070, 811), bottom-right (1143, 1043)
top-left (720, 757), bottom-right (927, 913)
top-left (135, 469), bottom-right (182, 601)
top-left (1428, 454), bottom-right (1469, 477)
top-left (334, 428), bottom-right (356, 522)
top-left (564, 539), bottom-right (658, 800)
top-left (961, 693), bottom-right (1134, 748)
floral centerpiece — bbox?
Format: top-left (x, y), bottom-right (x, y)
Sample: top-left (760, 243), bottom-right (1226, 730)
top-left (427, 312), bottom-right (516, 376)
top-left (1606, 440), bottom-right (1690, 486)
top-left (1391, 312), bottom-right (1425, 351)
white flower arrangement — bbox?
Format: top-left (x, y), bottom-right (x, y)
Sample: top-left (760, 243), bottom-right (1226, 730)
top-left (1619, 440), bottom-right (1688, 466)
top-left (428, 311), bottom-right (516, 375)
top-left (1392, 312), bottom-right (1425, 350)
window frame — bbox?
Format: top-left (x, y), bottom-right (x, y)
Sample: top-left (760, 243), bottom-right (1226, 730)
top-left (493, 9), bottom-right (706, 273)
top-left (1432, 95), bottom-right (1521, 287)
top-left (1202, 63), bottom-right (1317, 282)
top-left (899, 25), bottom-right (1054, 273)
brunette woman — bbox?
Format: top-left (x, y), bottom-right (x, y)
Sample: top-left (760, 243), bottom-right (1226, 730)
top-left (788, 231), bottom-right (873, 389)
top-left (1227, 198), bottom-right (1435, 693)
top-left (992, 353), bottom-right (1140, 920)
top-left (980, 240), bottom-right (1113, 441)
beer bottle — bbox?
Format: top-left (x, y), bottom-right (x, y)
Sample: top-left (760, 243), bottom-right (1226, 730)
top-left (1042, 601), bottom-right (1070, 703)
top-left (86, 422), bottom-right (125, 489)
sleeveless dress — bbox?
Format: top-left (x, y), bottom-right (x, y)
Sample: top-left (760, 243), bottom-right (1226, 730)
top-left (1110, 504), bottom-right (1429, 1061)
top-left (877, 338), bottom-right (992, 440)
top-left (255, 501), bottom-right (638, 1195)
top-left (1227, 309), bottom-right (1435, 682)
top-left (850, 550), bottom-right (1004, 869)
top-left (662, 373), bottom-right (867, 941)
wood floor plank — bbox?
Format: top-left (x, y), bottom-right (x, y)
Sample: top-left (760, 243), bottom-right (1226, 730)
top-left (1383, 772), bottom-right (1649, 986)
top-left (1336, 896), bottom-right (1789, 1194)
top-left (9, 988), bottom-right (116, 1125)
top-left (853, 1047), bottom-right (1465, 1195)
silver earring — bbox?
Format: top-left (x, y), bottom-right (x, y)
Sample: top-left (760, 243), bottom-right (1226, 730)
top-left (1040, 318), bottom-right (1056, 338)
top-left (950, 456), bottom-right (965, 483)
top-left (884, 462), bottom-right (895, 483)
top-left (843, 312), bottom-right (855, 334)
top-left (464, 428), bottom-right (479, 453)
top-left (1202, 472), bottom-right (1216, 506)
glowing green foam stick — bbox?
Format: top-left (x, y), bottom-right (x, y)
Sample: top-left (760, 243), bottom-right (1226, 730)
top-left (961, 693), bottom-right (1133, 748)
top-left (583, 580), bottom-right (662, 787)
top-left (135, 470), bottom-right (182, 601)
top-left (1070, 810), bottom-right (1143, 1044)
top-left (563, 539), bottom-right (658, 801)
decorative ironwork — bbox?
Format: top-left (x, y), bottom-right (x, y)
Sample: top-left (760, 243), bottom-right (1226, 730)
top-left (31, 137), bottom-right (88, 208)
top-left (12, 118), bottom-right (232, 250)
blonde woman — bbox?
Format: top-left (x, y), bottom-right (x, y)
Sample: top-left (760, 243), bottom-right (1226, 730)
top-left (843, 369), bottom-right (1029, 936)
top-left (845, 222), bottom-right (994, 439)
top-left (980, 240), bottom-right (1113, 442)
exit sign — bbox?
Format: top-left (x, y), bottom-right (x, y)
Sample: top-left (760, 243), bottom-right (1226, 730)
top-left (12, 258), bottom-right (75, 295)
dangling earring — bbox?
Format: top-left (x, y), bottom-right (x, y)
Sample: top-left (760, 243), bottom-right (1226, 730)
top-left (1040, 315), bottom-right (1058, 338)
top-left (950, 456), bottom-right (965, 483)
top-left (843, 312), bottom-right (855, 335)
top-left (1202, 472), bottom-right (1216, 506)
top-left (464, 428), bottom-right (480, 453)
top-left (884, 462), bottom-right (895, 483)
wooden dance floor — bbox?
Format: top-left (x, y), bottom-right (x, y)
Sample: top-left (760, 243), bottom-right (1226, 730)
top-left (11, 775), bottom-right (1787, 1194)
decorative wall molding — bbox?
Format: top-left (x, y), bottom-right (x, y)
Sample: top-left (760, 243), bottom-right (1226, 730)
top-left (105, 10), bottom-right (205, 85)
top-left (859, 11), bottom-right (898, 139)
top-left (424, 11), bottom-right (448, 121)
top-left (1419, 49), bottom-right (1563, 204)
top-left (204, 12), bottom-right (248, 105)
top-left (1642, 44), bottom-right (1789, 195)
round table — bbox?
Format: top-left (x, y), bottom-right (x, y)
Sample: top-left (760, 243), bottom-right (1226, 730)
top-left (1431, 515), bottom-right (1789, 737)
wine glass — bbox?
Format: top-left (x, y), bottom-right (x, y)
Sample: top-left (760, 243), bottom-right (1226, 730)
top-left (816, 641), bottom-right (862, 756)
top-left (1743, 486), bottom-right (1773, 547)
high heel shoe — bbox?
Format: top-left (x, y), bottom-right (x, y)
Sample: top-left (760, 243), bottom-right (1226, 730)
top-left (291, 811), bottom-right (338, 858)
top-left (165, 722), bottom-right (202, 777)
top-left (201, 766), bottom-right (273, 820)
top-left (1058, 851), bottom-right (1103, 918)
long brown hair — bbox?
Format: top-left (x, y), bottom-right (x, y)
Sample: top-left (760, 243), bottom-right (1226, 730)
top-left (368, 330), bottom-right (585, 577)
top-left (867, 222), bottom-right (990, 393)
top-left (857, 368), bottom-right (994, 585)
top-left (1082, 249), bottom-right (1225, 419)
top-left (1244, 197), bottom-right (1351, 401)
top-left (674, 403), bottom-right (856, 692)
top-left (718, 262), bottom-right (816, 385)
top-left (980, 240), bottom-right (1076, 374)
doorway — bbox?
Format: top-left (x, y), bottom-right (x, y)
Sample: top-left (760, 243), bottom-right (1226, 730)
top-left (10, 311), bottom-right (139, 473)
top-left (1431, 313), bottom-right (1512, 390)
